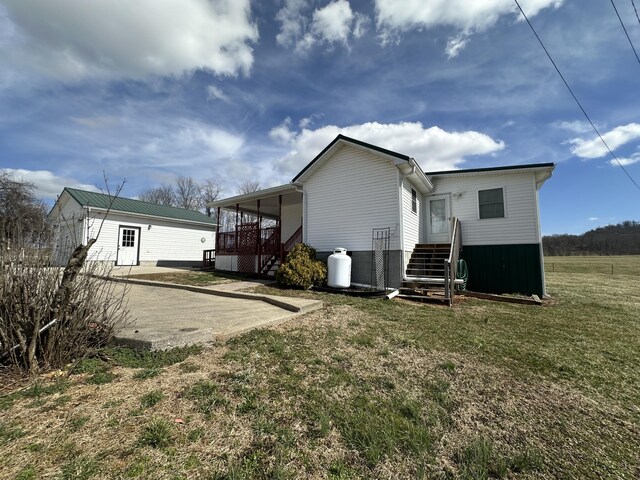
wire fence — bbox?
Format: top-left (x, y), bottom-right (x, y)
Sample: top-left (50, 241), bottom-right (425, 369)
top-left (544, 261), bottom-right (640, 276)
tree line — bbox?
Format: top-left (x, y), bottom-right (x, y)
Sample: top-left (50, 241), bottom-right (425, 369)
top-left (543, 221), bottom-right (640, 256)
top-left (138, 177), bottom-right (260, 219)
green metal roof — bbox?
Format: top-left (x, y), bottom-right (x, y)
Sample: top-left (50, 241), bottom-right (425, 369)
top-left (63, 188), bottom-right (216, 225)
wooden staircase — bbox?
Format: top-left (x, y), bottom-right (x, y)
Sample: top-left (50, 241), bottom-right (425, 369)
top-left (399, 244), bottom-right (451, 304)
top-left (398, 218), bottom-right (463, 306)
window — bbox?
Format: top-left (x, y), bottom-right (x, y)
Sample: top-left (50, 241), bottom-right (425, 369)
top-left (478, 188), bottom-right (504, 219)
top-left (411, 188), bottom-right (417, 213)
top-left (121, 229), bottom-right (136, 247)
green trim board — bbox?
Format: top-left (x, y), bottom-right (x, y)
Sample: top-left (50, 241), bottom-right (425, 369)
top-left (461, 244), bottom-right (544, 296)
top-left (62, 188), bottom-right (216, 225)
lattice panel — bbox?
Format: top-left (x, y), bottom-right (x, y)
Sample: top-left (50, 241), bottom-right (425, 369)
top-left (237, 223), bottom-right (258, 273)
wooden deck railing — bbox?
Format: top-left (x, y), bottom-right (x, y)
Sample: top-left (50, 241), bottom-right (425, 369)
top-left (260, 226), bottom-right (280, 272)
top-left (443, 218), bottom-right (462, 306)
top-left (280, 225), bottom-right (303, 260)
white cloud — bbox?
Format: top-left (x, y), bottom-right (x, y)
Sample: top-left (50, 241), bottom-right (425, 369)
top-left (588, 217), bottom-right (599, 221)
top-left (569, 123), bottom-right (640, 159)
top-left (269, 117), bottom-right (297, 144)
top-left (275, 0), bottom-right (367, 52)
top-left (270, 120), bottom-right (505, 176)
top-left (352, 12), bottom-right (370, 38)
top-left (445, 34), bottom-right (469, 59)
top-left (609, 153), bottom-right (640, 167)
top-left (375, 0), bottom-right (563, 55)
top-left (207, 85), bottom-right (230, 102)
top-left (311, 0), bottom-right (354, 45)
top-left (554, 120), bottom-right (593, 134)
top-left (1, 0), bottom-right (258, 80)
top-left (275, 0), bottom-right (309, 48)
top-left (1, 168), bottom-right (99, 201)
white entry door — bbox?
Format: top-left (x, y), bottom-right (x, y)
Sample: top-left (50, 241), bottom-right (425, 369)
top-left (117, 226), bottom-right (139, 266)
top-left (426, 195), bottom-right (451, 243)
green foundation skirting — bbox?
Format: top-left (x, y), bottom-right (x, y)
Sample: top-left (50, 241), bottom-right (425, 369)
top-left (461, 244), bottom-right (544, 296)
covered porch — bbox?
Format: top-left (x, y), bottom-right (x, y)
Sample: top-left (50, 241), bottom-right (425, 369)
top-left (208, 184), bottom-right (303, 275)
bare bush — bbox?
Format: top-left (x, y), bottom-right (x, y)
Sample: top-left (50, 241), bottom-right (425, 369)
top-left (0, 176), bottom-right (131, 374)
top-left (0, 248), bottom-right (130, 373)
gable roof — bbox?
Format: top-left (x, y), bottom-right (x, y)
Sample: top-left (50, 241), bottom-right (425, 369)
top-left (61, 188), bottom-right (216, 226)
top-left (291, 134), bottom-right (434, 192)
top-left (292, 134), bottom-right (411, 183)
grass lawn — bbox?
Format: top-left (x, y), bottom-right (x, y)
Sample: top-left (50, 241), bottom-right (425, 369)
top-left (544, 254), bottom-right (640, 275)
top-left (1, 266), bottom-right (639, 479)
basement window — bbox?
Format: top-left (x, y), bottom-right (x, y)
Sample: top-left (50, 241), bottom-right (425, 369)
top-left (411, 188), bottom-right (417, 213)
top-left (478, 187), bottom-right (505, 219)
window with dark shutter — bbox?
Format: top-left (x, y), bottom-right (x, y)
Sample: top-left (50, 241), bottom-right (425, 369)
top-left (411, 188), bottom-right (417, 213)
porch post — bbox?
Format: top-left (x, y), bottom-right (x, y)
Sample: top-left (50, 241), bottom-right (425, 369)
top-left (216, 207), bottom-right (221, 252)
top-left (235, 203), bottom-right (239, 252)
top-left (256, 199), bottom-right (261, 273)
top-left (278, 194), bottom-right (283, 259)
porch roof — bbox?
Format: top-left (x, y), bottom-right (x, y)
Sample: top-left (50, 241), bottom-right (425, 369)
top-left (208, 183), bottom-right (301, 218)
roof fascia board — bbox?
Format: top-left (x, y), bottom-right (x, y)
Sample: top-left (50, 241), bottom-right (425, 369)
top-left (429, 162), bottom-right (555, 177)
top-left (208, 184), bottom-right (298, 209)
top-left (86, 207), bottom-right (217, 228)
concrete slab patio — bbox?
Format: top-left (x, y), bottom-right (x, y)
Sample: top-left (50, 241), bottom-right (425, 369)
top-left (112, 279), bottom-right (322, 350)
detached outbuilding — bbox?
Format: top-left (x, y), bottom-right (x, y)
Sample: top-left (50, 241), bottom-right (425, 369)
top-left (49, 188), bottom-right (216, 267)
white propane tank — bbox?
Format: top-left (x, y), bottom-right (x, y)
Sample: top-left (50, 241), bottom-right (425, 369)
top-left (327, 248), bottom-right (351, 288)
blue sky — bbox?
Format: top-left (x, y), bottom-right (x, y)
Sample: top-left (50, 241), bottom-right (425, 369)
top-left (1, 0), bottom-right (639, 235)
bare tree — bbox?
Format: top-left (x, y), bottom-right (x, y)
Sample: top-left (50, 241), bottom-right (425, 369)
top-left (236, 180), bottom-right (261, 195)
top-left (175, 176), bottom-right (202, 210)
top-left (139, 184), bottom-right (177, 206)
top-left (0, 173), bottom-right (49, 249)
top-left (200, 178), bottom-right (223, 217)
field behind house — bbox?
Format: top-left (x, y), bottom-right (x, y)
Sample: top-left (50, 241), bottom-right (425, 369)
top-left (1, 257), bottom-right (639, 479)
top-left (544, 254), bottom-right (640, 275)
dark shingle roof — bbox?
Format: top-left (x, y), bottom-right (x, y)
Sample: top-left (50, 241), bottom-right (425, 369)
top-left (63, 188), bottom-right (216, 225)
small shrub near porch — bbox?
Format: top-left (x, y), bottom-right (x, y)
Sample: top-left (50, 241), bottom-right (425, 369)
top-left (276, 243), bottom-right (327, 289)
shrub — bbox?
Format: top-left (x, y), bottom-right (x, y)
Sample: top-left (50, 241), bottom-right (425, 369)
top-left (0, 177), bottom-right (130, 374)
top-left (275, 243), bottom-right (327, 289)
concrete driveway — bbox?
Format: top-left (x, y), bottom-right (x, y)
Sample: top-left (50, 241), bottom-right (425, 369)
top-left (113, 281), bottom-right (322, 350)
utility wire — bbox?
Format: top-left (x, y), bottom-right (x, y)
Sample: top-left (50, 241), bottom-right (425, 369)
top-left (513, 0), bottom-right (640, 192)
top-left (610, 0), bottom-right (640, 66)
top-left (632, 0), bottom-right (640, 29)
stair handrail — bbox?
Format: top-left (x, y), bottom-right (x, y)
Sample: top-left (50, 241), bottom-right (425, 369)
top-left (444, 217), bottom-right (462, 305)
top-left (259, 225), bottom-right (280, 273)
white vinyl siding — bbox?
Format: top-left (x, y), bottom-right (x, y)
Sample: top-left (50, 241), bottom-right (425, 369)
top-left (430, 172), bottom-right (539, 246)
top-left (50, 195), bottom-right (85, 265)
top-left (402, 178), bottom-right (420, 251)
top-left (304, 144), bottom-right (400, 251)
top-left (280, 201), bottom-right (302, 242)
top-left (86, 212), bottom-right (215, 263)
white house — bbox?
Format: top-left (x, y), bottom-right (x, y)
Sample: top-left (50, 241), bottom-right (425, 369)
top-left (209, 135), bottom-right (554, 302)
top-left (50, 188), bottom-right (217, 267)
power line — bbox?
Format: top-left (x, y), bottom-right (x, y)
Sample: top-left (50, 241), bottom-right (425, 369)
top-left (610, 0), bottom-right (640, 66)
top-left (632, 0), bottom-right (640, 29)
top-left (513, 0), bottom-right (640, 192)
